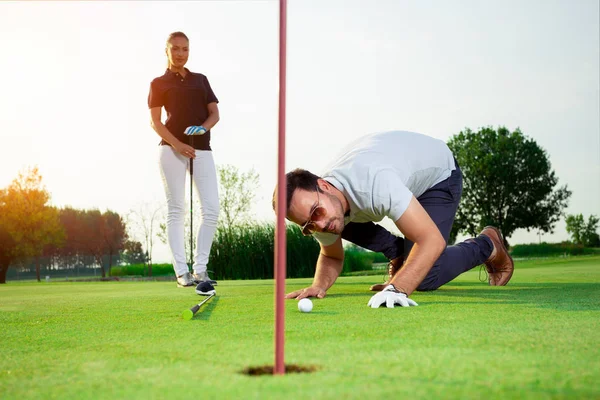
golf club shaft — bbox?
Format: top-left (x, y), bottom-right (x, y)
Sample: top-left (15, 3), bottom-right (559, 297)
top-left (189, 135), bottom-right (194, 269)
top-left (190, 292), bottom-right (215, 314)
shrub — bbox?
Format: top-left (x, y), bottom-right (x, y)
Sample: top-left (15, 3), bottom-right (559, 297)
top-left (510, 242), bottom-right (596, 258)
top-left (111, 263), bottom-right (173, 277)
top-left (209, 223), bottom-right (319, 280)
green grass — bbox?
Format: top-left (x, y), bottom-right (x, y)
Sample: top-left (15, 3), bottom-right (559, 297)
top-left (1, 257), bottom-right (599, 399)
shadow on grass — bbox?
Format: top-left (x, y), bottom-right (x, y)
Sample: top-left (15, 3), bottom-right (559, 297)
top-left (322, 281), bottom-right (600, 311)
top-left (223, 282), bottom-right (278, 287)
top-left (190, 296), bottom-right (220, 321)
top-left (421, 282), bottom-right (600, 311)
top-left (306, 310), bottom-right (339, 315)
top-left (325, 293), bottom-right (375, 299)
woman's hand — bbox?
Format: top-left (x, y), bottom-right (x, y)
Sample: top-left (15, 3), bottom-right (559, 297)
top-left (173, 142), bottom-right (196, 158)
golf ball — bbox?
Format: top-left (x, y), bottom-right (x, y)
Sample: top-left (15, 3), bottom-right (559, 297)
top-left (298, 298), bottom-right (313, 313)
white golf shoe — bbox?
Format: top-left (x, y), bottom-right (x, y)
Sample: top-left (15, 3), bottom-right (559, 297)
top-left (176, 272), bottom-right (195, 287)
top-left (192, 271), bottom-right (217, 286)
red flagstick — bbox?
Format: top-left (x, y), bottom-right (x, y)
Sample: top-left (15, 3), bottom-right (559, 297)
top-left (274, 0), bottom-right (287, 376)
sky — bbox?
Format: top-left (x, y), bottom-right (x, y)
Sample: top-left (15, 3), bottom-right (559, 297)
top-left (1, 0), bottom-right (598, 263)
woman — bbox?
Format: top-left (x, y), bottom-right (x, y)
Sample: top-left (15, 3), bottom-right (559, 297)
top-left (148, 32), bottom-right (220, 287)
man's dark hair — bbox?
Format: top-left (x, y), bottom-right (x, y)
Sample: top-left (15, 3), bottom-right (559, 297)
top-left (272, 168), bottom-right (321, 215)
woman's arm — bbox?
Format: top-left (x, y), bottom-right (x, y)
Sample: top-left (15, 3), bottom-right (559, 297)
top-left (149, 107), bottom-right (196, 158)
top-left (200, 102), bottom-right (220, 131)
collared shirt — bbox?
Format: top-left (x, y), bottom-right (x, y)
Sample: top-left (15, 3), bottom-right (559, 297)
top-left (148, 68), bottom-right (219, 150)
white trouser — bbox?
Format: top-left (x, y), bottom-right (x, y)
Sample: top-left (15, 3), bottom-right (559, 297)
top-left (159, 146), bottom-right (219, 277)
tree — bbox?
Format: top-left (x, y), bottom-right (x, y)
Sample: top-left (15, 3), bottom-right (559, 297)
top-left (121, 240), bottom-right (147, 265)
top-left (102, 210), bottom-right (128, 275)
top-left (566, 214), bottom-right (600, 247)
top-left (54, 207), bottom-right (80, 269)
top-left (0, 226), bottom-right (17, 283)
top-left (0, 167), bottom-right (64, 283)
top-left (78, 209), bottom-right (108, 277)
top-left (127, 202), bottom-right (163, 276)
top-left (217, 164), bottom-right (260, 232)
top-left (447, 126), bottom-right (571, 245)
top-left (56, 207), bottom-right (87, 271)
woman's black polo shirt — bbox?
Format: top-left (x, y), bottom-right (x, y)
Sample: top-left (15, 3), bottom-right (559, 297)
top-left (148, 68), bottom-right (219, 150)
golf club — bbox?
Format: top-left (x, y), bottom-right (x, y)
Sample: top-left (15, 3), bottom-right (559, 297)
top-left (182, 291), bottom-right (215, 320)
top-left (189, 135), bottom-right (194, 270)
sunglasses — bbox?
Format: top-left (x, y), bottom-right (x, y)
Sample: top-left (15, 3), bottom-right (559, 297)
top-left (301, 187), bottom-right (327, 236)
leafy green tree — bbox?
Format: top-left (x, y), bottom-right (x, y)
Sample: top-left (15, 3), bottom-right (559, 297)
top-left (566, 214), bottom-right (585, 244)
top-left (565, 214), bottom-right (600, 247)
top-left (0, 167), bottom-right (64, 283)
top-left (447, 126), bottom-right (571, 245)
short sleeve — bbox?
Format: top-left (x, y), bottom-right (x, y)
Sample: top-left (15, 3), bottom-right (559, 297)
top-left (204, 77), bottom-right (219, 104)
top-left (312, 232), bottom-right (339, 247)
top-left (372, 169), bottom-right (413, 222)
top-left (148, 80), bottom-right (164, 109)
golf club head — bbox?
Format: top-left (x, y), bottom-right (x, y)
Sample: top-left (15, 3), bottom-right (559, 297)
top-left (195, 281), bottom-right (216, 296)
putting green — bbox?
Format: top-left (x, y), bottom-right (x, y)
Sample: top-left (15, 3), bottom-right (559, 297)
top-left (1, 256), bottom-right (599, 399)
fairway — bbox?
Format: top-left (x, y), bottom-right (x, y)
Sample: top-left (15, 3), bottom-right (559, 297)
top-left (1, 257), bottom-right (599, 399)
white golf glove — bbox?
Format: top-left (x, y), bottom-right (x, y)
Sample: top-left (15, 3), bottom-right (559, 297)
top-left (367, 284), bottom-right (418, 308)
top-left (184, 125), bottom-right (207, 135)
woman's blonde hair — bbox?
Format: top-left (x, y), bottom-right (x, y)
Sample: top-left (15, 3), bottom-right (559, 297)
top-left (167, 31), bottom-right (189, 45)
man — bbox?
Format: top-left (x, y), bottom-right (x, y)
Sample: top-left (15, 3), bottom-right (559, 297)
top-left (273, 130), bottom-right (514, 308)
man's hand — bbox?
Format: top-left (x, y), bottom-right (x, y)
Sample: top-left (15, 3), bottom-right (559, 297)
top-left (285, 286), bottom-right (326, 300)
top-left (367, 284), bottom-right (418, 308)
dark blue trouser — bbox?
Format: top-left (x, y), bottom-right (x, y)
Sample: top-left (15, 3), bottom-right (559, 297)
top-left (341, 164), bottom-right (493, 291)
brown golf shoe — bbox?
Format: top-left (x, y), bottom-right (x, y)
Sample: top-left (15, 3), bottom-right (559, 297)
top-left (480, 226), bottom-right (514, 286)
top-left (370, 256), bottom-right (404, 291)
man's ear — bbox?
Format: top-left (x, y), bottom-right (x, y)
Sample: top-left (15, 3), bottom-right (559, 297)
top-left (317, 178), bottom-right (330, 193)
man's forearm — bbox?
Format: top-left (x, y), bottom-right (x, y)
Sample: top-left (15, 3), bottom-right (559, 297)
top-left (390, 240), bottom-right (444, 296)
top-left (312, 253), bottom-right (344, 291)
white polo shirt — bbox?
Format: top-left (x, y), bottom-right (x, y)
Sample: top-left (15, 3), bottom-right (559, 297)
top-left (313, 130), bottom-right (455, 246)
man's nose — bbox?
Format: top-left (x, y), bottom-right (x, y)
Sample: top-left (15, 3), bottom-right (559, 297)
top-left (315, 220), bottom-right (328, 232)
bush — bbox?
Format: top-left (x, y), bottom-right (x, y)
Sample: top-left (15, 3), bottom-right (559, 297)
top-left (372, 252), bottom-right (388, 263)
top-left (342, 250), bottom-right (372, 273)
top-left (209, 223), bottom-right (320, 280)
top-left (510, 242), bottom-right (597, 258)
top-left (342, 249), bottom-right (388, 274)
top-left (113, 224), bottom-right (391, 280)
top-left (111, 263), bottom-right (173, 277)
